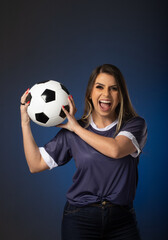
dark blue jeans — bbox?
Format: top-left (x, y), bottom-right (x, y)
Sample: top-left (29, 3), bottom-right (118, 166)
top-left (61, 201), bottom-right (141, 240)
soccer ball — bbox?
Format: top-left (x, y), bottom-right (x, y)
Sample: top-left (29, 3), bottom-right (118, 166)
top-left (25, 80), bottom-right (70, 127)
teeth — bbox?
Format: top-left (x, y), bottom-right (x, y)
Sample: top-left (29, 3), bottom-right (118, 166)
top-left (100, 100), bottom-right (111, 103)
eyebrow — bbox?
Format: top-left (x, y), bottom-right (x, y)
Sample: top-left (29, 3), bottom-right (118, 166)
top-left (95, 82), bottom-right (117, 87)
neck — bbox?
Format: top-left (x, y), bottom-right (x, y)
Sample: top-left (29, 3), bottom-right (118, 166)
top-left (91, 113), bottom-right (117, 128)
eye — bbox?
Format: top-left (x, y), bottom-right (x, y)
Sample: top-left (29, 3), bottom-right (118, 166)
top-left (96, 85), bottom-right (103, 89)
top-left (110, 86), bottom-right (118, 91)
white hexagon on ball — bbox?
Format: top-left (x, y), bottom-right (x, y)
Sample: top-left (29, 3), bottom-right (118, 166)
top-left (26, 80), bottom-right (70, 127)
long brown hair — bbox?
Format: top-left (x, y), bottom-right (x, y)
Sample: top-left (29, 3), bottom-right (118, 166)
top-left (81, 64), bottom-right (138, 134)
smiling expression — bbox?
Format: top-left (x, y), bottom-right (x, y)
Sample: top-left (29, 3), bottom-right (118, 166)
top-left (90, 73), bottom-right (120, 122)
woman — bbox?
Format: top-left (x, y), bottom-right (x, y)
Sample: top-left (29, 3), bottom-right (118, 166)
top-left (20, 64), bottom-right (147, 240)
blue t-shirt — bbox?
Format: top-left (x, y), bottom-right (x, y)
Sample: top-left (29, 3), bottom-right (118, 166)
top-left (39, 116), bottom-right (147, 207)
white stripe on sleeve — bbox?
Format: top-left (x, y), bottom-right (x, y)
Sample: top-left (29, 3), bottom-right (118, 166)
top-left (39, 147), bottom-right (58, 169)
top-left (117, 131), bottom-right (141, 158)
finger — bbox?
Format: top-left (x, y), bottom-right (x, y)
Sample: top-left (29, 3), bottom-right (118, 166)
top-left (22, 88), bottom-right (29, 98)
top-left (68, 95), bottom-right (77, 115)
top-left (21, 88), bottom-right (29, 104)
top-left (70, 95), bottom-right (77, 111)
top-left (56, 123), bottom-right (66, 128)
top-left (62, 105), bottom-right (70, 117)
top-left (67, 97), bottom-right (74, 115)
top-left (69, 95), bottom-right (75, 106)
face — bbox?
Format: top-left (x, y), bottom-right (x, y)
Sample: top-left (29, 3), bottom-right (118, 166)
top-left (90, 73), bottom-right (120, 121)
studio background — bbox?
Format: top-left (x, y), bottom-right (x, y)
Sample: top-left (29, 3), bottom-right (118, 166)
top-left (1, 0), bottom-right (167, 239)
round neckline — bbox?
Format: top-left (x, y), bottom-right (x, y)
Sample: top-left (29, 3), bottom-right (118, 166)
top-left (90, 115), bottom-right (118, 131)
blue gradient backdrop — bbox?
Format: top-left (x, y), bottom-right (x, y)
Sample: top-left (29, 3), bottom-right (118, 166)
top-left (1, 0), bottom-right (168, 239)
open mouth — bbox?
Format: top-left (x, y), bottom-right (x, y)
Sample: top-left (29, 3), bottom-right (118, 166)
top-left (99, 100), bottom-right (112, 111)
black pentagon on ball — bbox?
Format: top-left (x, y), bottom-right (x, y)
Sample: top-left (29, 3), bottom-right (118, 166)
top-left (25, 92), bottom-right (32, 103)
top-left (41, 89), bottom-right (55, 103)
top-left (60, 84), bottom-right (70, 95)
top-left (35, 112), bottom-right (49, 124)
top-left (59, 105), bottom-right (70, 118)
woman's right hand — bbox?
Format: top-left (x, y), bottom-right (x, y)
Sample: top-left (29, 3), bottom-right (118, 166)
top-left (20, 89), bottom-right (30, 126)
top-left (20, 89), bottom-right (49, 173)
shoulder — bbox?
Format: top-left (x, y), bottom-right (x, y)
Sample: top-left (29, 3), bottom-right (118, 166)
top-left (119, 116), bottom-right (147, 146)
top-left (121, 116), bottom-right (147, 130)
top-left (119, 116), bottom-right (147, 140)
top-left (117, 116), bottom-right (147, 151)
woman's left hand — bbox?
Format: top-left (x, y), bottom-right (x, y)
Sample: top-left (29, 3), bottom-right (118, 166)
top-left (57, 95), bottom-right (79, 132)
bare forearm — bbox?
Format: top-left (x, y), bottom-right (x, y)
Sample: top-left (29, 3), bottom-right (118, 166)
top-left (21, 123), bottom-right (45, 172)
top-left (74, 125), bottom-right (136, 159)
top-left (74, 125), bottom-right (119, 158)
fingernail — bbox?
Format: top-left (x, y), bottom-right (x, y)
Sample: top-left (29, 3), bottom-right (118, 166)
top-left (27, 101), bottom-right (30, 104)
top-left (62, 105), bottom-right (65, 109)
top-left (68, 96), bottom-right (71, 100)
top-left (71, 95), bottom-right (73, 99)
top-left (26, 88), bottom-right (29, 94)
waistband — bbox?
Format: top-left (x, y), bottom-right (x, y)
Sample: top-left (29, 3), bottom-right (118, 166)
top-left (89, 200), bottom-right (133, 209)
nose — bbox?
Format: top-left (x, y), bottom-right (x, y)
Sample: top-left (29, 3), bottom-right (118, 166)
top-left (103, 87), bottom-right (110, 97)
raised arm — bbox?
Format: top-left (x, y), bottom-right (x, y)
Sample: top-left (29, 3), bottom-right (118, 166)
top-left (20, 90), bottom-right (49, 173)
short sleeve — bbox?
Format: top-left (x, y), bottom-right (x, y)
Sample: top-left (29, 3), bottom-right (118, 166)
top-left (117, 117), bottom-right (147, 158)
top-left (39, 129), bottom-right (72, 169)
